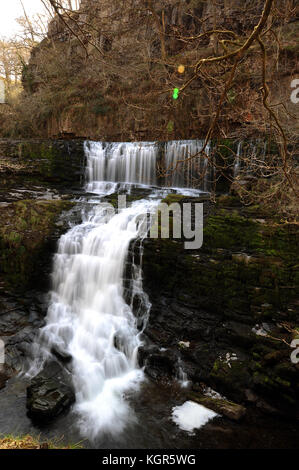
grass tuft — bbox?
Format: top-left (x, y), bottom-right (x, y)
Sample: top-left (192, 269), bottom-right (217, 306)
top-left (0, 434), bottom-right (84, 450)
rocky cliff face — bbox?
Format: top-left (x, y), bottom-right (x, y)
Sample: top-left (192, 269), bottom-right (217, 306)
top-left (19, 0), bottom-right (298, 140)
top-left (139, 194), bottom-right (299, 419)
top-left (0, 144), bottom-right (79, 394)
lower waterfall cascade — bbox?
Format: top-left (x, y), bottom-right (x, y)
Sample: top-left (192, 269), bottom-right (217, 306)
top-left (27, 196), bottom-right (159, 438)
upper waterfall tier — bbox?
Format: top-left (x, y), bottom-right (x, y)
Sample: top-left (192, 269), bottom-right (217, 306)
top-left (85, 142), bottom-right (157, 191)
top-left (84, 140), bottom-right (212, 192)
top-left (165, 140), bottom-right (211, 191)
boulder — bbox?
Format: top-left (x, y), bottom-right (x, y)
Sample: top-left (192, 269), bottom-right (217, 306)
top-left (26, 361), bottom-right (75, 422)
top-left (139, 345), bottom-right (178, 381)
top-left (51, 346), bottom-right (72, 364)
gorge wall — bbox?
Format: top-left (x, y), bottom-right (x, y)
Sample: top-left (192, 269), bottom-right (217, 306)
top-left (15, 0), bottom-right (298, 141)
top-left (139, 194), bottom-right (299, 419)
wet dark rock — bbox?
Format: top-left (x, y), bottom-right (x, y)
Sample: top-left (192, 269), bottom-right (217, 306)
top-left (139, 345), bottom-right (178, 381)
top-left (245, 386), bottom-right (283, 416)
top-left (51, 347), bottom-right (72, 364)
top-left (223, 321), bottom-right (257, 349)
top-left (26, 361), bottom-right (75, 422)
top-left (113, 333), bottom-right (129, 354)
top-left (0, 199), bottom-right (75, 290)
top-left (0, 366), bottom-right (9, 390)
top-left (0, 310), bottom-right (28, 336)
top-left (0, 138), bottom-right (85, 187)
top-left (140, 195), bottom-right (299, 418)
top-left (255, 399), bottom-right (280, 416)
top-left (0, 289), bottom-right (48, 381)
top-left (0, 148), bottom-right (80, 415)
top-left (245, 389), bottom-right (259, 403)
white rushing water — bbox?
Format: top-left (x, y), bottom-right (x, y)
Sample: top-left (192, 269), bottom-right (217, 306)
top-left (54, 199), bottom-right (157, 438)
top-left (31, 199), bottom-right (158, 438)
top-left (85, 141), bottom-right (158, 194)
top-left (27, 142), bottom-right (162, 439)
top-left (85, 139), bottom-right (213, 193)
top-left (233, 141), bottom-right (243, 177)
top-left (165, 140), bottom-right (212, 191)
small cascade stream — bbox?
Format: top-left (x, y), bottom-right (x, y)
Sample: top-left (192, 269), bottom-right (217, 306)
top-left (43, 199), bottom-right (158, 438)
top-left (165, 140), bottom-right (212, 191)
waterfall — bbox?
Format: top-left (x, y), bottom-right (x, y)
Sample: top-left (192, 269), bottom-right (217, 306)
top-left (233, 141), bottom-right (243, 177)
top-left (85, 139), bottom-right (212, 193)
top-left (85, 141), bottom-right (158, 194)
top-left (176, 358), bottom-right (189, 389)
top-left (27, 139), bottom-right (212, 440)
top-left (233, 140), bottom-right (268, 178)
top-left (27, 142), bottom-right (160, 439)
top-left (165, 140), bottom-right (212, 191)
top-left (52, 197), bottom-right (157, 438)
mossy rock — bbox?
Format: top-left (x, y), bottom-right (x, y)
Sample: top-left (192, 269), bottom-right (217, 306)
top-left (0, 139), bottom-right (85, 186)
top-left (0, 199), bottom-right (74, 288)
top-left (210, 359), bottom-right (252, 401)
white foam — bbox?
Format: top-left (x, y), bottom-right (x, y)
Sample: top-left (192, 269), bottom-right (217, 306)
top-left (172, 401), bottom-right (218, 433)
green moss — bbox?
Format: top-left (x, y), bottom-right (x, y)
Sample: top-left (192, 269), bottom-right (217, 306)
top-left (144, 192), bottom-right (298, 321)
top-left (210, 358), bottom-right (252, 401)
top-left (203, 212), bottom-right (261, 251)
top-left (275, 377), bottom-right (291, 388)
top-left (141, 193), bottom-right (299, 408)
top-left (162, 194), bottom-right (189, 205)
top-left (12, 141), bottom-right (84, 184)
top-left (0, 199), bottom-right (74, 288)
